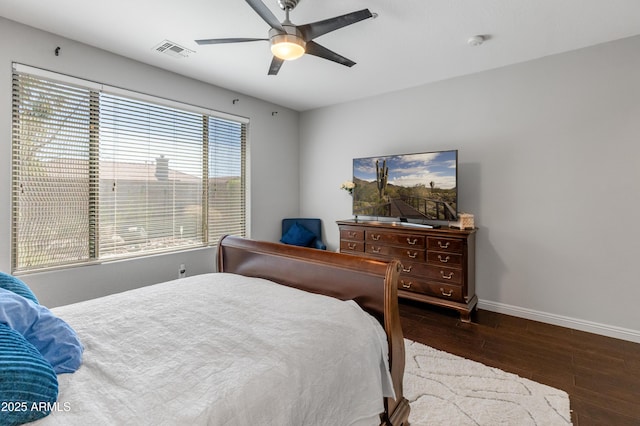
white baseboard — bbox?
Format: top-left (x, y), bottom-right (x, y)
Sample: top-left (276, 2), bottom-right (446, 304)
top-left (478, 299), bottom-right (640, 344)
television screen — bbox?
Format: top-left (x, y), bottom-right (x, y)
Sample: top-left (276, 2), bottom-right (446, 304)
top-left (352, 150), bottom-right (458, 221)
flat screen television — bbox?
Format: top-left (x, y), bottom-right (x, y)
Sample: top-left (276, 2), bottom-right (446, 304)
top-left (352, 149), bottom-right (458, 222)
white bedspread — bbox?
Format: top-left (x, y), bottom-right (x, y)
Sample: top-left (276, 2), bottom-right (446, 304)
top-left (36, 273), bottom-right (394, 425)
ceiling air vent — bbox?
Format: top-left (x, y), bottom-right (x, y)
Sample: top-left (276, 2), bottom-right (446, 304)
top-left (153, 40), bottom-right (194, 58)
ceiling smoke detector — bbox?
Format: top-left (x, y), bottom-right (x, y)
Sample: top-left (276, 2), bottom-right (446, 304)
top-left (467, 35), bottom-right (486, 46)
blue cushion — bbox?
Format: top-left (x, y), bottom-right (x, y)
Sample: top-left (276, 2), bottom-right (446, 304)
top-left (0, 323), bottom-right (58, 425)
top-left (280, 222), bottom-right (317, 247)
top-left (0, 272), bottom-right (39, 304)
top-left (0, 288), bottom-right (83, 374)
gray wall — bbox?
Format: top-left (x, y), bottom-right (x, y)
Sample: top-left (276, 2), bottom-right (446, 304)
top-left (299, 35), bottom-right (640, 342)
top-left (0, 18), bottom-right (300, 307)
top-left (3, 17), bottom-right (639, 343)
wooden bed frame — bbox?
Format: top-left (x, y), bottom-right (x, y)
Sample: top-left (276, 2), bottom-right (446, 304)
top-left (217, 235), bottom-right (411, 426)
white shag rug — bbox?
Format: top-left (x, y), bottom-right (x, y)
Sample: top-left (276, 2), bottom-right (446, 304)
top-left (404, 339), bottom-right (572, 425)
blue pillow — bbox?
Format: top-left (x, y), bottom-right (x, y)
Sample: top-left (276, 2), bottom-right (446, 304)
top-left (0, 288), bottom-right (83, 374)
top-left (0, 323), bottom-right (58, 425)
top-left (280, 222), bottom-right (317, 247)
top-left (0, 272), bottom-right (39, 304)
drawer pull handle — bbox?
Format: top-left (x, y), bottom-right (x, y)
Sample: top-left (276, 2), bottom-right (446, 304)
top-left (407, 251), bottom-right (418, 259)
top-left (438, 241), bottom-right (450, 249)
top-left (347, 243), bottom-right (356, 250)
top-left (348, 231), bottom-right (357, 238)
top-left (402, 265), bottom-right (413, 273)
top-left (407, 237), bottom-right (418, 245)
top-left (401, 281), bottom-right (412, 289)
top-left (371, 234), bottom-right (381, 241)
top-left (440, 288), bottom-right (453, 297)
top-left (440, 271), bottom-right (454, 280)
top-left (371, 247), bottom-right (381, 253)
top-left (438, 255), bottom-right (450, 263)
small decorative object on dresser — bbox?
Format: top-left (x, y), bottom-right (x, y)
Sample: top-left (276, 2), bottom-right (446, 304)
top-left (449, 212), bottom-right (475, 230)
top-left (337, 219), bottom-right (477, 322)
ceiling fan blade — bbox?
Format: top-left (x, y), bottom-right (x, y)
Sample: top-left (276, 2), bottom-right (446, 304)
top-left (298, 9), bottom-right (373, 41)
top-left (268, 56), bottom-right (285, 75)
top-left (245, 0), bottom-right (286, 33)
top-left (195, 38), bottom-right (268, 45)
top-left (305, 41), bottom-right (356, 67)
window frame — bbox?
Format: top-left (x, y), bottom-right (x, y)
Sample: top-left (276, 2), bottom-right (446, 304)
top-left (11, 63), bottom-right (249, 274)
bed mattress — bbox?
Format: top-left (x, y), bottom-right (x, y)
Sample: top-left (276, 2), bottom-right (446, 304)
top-left (35, 272), bottom-right (394, 425)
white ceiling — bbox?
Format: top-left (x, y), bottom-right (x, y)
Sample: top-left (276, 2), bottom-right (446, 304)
top-left (2, 0), bottom-right (640, 111)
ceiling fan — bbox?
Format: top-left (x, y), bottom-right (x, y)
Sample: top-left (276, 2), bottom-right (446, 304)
top-left (195, 0), bottom-right (376, 75)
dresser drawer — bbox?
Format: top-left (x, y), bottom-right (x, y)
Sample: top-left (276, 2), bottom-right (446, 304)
top-left (340, 240), bottom-right (364, 252)
top-left (366, 231), bottom-right (425, 248)
top-left (366, 244), bottom-right (425, 262)
top-left (427, 251), bottom-right (463, 267)
top-left (398, 277), bottom-right (429, 293)
top-left (425, 282), bottom-right (464, 302)
top-left (397, 261), bottom-right (429, 276)
top-left (340, 227), bottom-right (364, 241)
top-left (425, 265), bottom-right (463, 284)
top-left (398, 262), bottom-right (461, 284)
top-left (427, 237), bottom-right (464, 253)
top-left (397, 277), bottom-right (464, 302)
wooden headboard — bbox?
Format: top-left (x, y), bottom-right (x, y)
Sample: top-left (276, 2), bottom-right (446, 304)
top-left (217, 235), bottom-right (410, 425)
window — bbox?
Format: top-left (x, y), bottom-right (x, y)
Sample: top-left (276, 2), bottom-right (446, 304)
top-left (11, 64), bottom-right (247, 273)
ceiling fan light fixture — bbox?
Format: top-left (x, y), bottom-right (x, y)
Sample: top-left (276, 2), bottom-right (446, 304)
top-left (270, 34), bottom-right (306, 60)
top-left (197, 1), bottom-right (375, 75)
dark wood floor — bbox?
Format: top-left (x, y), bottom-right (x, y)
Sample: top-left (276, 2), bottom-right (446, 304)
top-left (399, 300), bottom-right (640, 425)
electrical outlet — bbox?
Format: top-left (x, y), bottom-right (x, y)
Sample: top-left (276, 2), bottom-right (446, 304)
top-left (178, 264), bottom-right (186, 278)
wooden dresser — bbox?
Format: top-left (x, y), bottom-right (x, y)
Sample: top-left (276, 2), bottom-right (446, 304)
top-left (337, 219), bottom-right (477, 322)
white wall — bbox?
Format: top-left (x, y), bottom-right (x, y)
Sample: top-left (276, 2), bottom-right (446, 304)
top-left (0, 18), bottom-right (300, 307)
top-left (299, 35), bottom-right (640, 342)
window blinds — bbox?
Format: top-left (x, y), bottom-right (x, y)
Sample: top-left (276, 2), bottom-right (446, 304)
top-left (12, 73), bottom-right (93, 271)
top-left (11, 65), bottom-right (247, 273)
top-left (98, 93), bottom-right (205, 258)
top-left (207, 117), bottom-right (246, 246)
